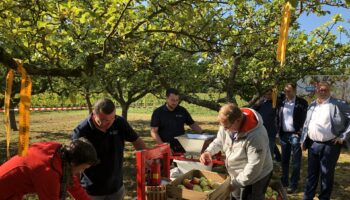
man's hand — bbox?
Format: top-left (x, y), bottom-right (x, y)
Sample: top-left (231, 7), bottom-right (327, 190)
top-left (333, 138), bottom-right (344, 145)
top-left (199, 152), bottom-right (212, 166)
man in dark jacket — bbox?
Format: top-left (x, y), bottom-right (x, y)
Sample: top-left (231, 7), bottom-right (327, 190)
top-left (252, 89), bottom-right (278, 159)
top-left (276, 83), bottom-right (308, 194)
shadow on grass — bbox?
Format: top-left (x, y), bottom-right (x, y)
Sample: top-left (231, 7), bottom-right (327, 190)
top-left (29, 131), bottom-right (71, 142)
top-left (129, 120), bottom-right (151, 137)
top-left (0, 139), bottom-right (18, 163)
top-left (123, 155), bottom-right (138, 198)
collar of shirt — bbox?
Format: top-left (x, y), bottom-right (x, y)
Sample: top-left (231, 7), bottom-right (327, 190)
top-left (162, 103), bottom-right (179, 112)
top-left (87, 114), bottom-right (97, 130)
top-left (229, 131), bottom-right (238, 141)
top-left (284, 96), bottom-right (296, 104)
top-left (87, 114), bottom-right (116, 133)
top-left (317, 97), bottom-right (331, 105)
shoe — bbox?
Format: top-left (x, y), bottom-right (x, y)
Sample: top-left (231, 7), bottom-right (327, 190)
top-left (287, 187), bottom-right (297, 194)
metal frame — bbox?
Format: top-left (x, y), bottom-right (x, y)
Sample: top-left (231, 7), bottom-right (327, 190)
top-left (136, 143), bottom-right (171, 200)
top-left (136, 143), bottom-right (225, 199)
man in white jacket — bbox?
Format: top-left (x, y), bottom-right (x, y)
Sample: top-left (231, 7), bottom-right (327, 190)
top-left (200, 103), bottom-right (273, 200)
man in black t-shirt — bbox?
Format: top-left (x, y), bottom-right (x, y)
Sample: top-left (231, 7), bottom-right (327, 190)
top-left (72, 98), bottom-right (146, 200)
top-left (150, 88), bottom-right (203, 153)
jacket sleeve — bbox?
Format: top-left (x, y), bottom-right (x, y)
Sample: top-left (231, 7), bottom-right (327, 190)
top-left (231, 134), bottom-right (270, 187)
top-left (337, 101), bottom-right (350, 141)
top-left (275, 105), bottom-right (282, 135)
top-left (205, 128), bottom-right (224, 155)
top-left (67, 175), bottom-right (91, 200)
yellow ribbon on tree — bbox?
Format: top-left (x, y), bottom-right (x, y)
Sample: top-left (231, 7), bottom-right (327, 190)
top-left (276, 1), bottom-right (292, 66)
top-left (272, 87), bottom-right (278, 108)
top-left (17, 61), bottom-right (32, 156)
top-left (4, 69), bottom-right (14, 159)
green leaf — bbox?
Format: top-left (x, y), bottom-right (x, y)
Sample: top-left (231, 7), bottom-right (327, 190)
top-left (80, 13), bottom-right (89, 24)
top-left (287, 0), bottom-right (298, 8)
top-left (37, 21), bottom-right (46, 28)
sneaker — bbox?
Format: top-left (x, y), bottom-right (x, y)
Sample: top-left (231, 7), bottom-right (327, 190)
top-left (287, 187), bottom-right (297, 194)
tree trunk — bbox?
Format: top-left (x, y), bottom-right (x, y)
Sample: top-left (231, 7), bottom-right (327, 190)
top-left (121, 103), bottom-right (130, 120)
top-left (10, 101), bottom-right (18, 131)
top-left (226, 55), bottom-right (239, 104)
top-left (85, 93), bottom-right (93, 114)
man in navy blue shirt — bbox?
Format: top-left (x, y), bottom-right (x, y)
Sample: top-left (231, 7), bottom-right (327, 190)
top-left (252, 89), bottom-right (279, 160)
top-left (72, 98), bottom-right (146, 200)
top-left (150, 88), bottom-right (203, 153)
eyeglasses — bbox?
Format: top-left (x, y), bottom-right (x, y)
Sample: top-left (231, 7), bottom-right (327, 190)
top-left (223, 123), bottom-right (233, 130)
top-left (220, 120), bottom-right (236, 131)
top-left (318, 88), bottom-right (329, 92)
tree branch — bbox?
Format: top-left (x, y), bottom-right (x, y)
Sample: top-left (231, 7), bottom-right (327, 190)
top-left (102, 0), bottom-right (133, 56)
top-left (181, 94), bottom-right (221, 112)
top-left (0, 46), bottom-right (83, 77)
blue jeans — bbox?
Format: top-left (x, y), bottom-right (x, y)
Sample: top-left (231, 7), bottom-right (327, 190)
top-left (303, 141), bottom-right (341, 200)
top-left (280, 132), bottom-right (302, 189)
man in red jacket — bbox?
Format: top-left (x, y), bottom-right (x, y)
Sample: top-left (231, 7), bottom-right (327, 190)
top-left (0, 138), bottom-right (99, 200)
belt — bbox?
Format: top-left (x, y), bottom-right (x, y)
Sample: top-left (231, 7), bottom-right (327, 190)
top-left (312, 139), bottom-right (335, 145)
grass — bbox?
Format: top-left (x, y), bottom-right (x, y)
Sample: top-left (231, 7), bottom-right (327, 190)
top-left (0, 110), bottom-right (349, 200)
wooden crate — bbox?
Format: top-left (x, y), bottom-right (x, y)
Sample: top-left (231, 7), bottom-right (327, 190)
top-left (166, 170), bottom-right (231, 200)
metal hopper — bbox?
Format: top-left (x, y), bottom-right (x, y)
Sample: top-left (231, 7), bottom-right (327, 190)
top-left (175, 133), bottom-right (215, 154)
top-left (173, 133), bottom-right (216, 174)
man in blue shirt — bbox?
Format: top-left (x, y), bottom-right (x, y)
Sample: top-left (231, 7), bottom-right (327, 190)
top-left (150, 88), bottom-right (203, 153)
top-left (72, 98), bottom-right (146, 200)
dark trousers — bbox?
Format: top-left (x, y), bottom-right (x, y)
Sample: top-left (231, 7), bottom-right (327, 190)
top-left (303, 141), bottom-right (341, 200)
top-left (231, 172), bottom-right (272, 200)
top-left (274, 144), bottom-right (282, 162)
top-left (170, 141), bottom-right (186, 153)
top-left (268, 136), bottom-right (276, 160)
top-left (280, 132), bottom-right (302, 189)
top-left (269, 138), bottom-right (282, 162)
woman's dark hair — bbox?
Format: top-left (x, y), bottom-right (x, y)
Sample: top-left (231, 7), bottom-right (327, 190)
top-left (93, 98), bottom-right (116, 115)
top-left (56, 138), bottom-right (98, 199)
top-left (63, 138), bottom-right (99, 166)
